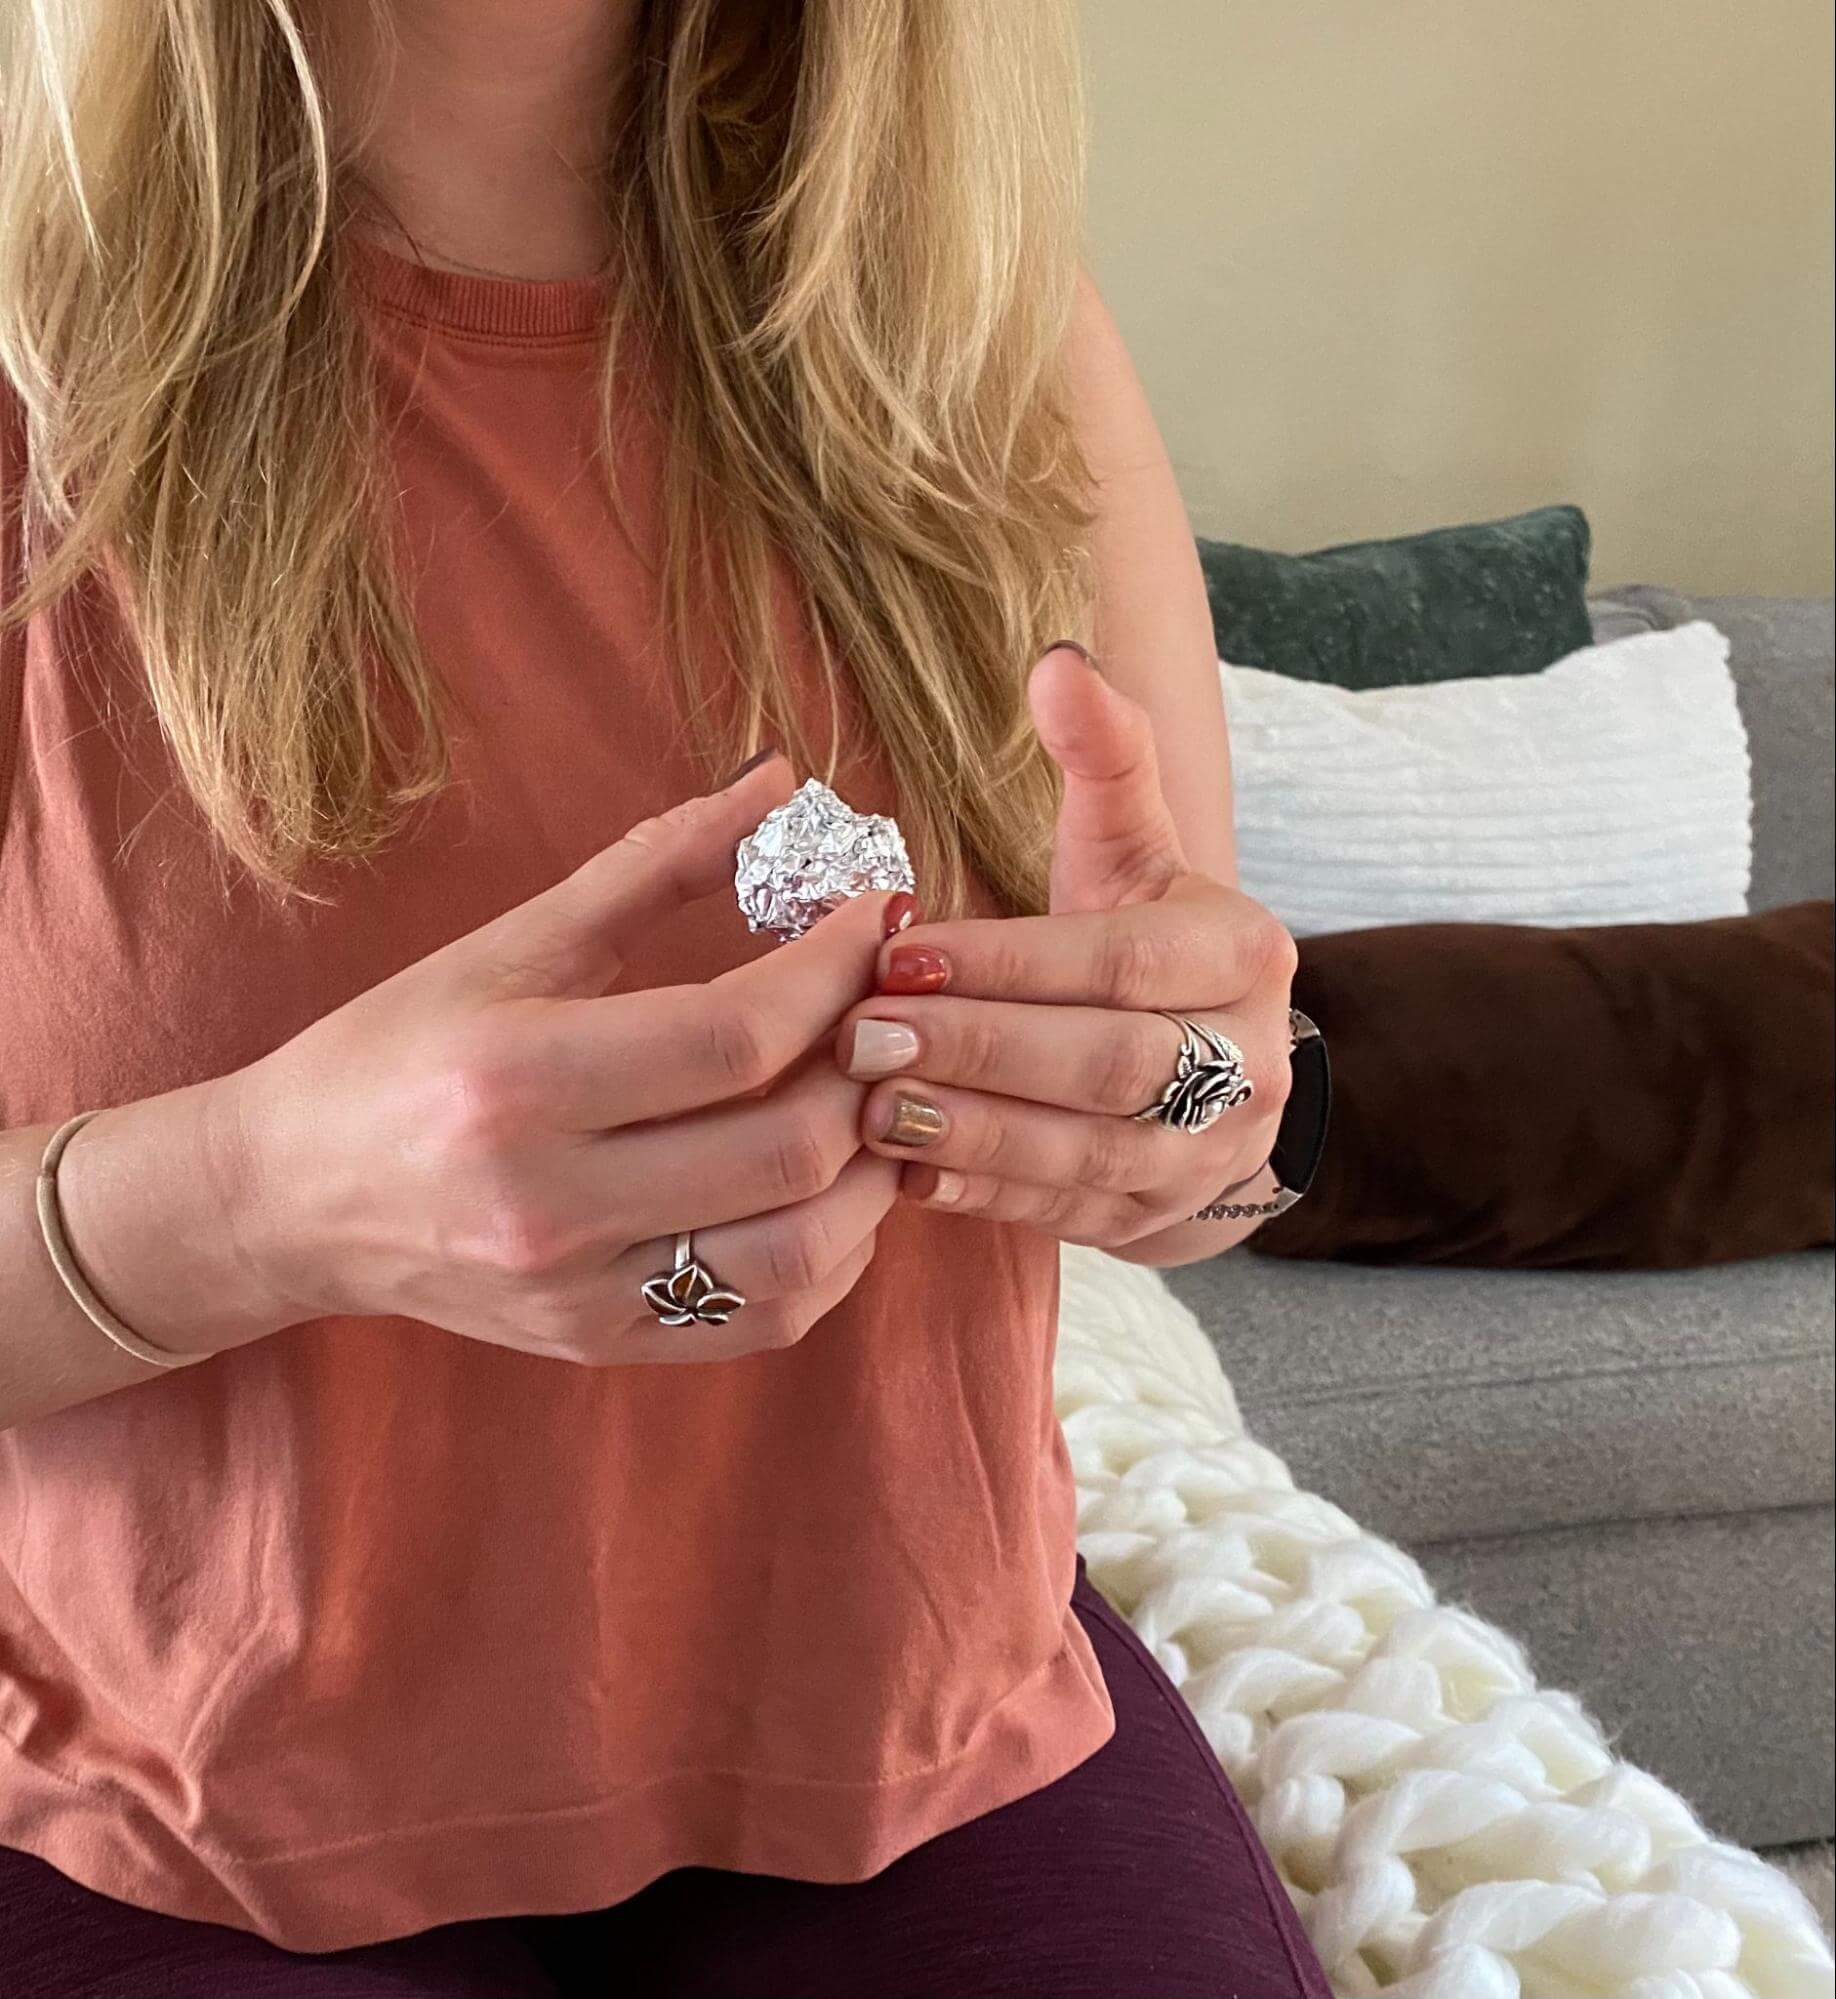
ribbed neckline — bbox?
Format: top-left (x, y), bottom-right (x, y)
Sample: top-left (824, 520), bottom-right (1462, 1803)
top-left (346, 230), bottom-right (612, 342)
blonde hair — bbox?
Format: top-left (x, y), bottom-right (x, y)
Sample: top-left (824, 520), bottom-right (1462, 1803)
top-left (0, 0), bottom-right (1092, 913)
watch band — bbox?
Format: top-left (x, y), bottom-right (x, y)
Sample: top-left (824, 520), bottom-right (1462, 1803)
top-left (1192, 1007), bottom-right (1330, 1224)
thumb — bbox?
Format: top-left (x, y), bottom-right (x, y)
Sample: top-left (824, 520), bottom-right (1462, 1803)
top-left (1030, 644), bottom-right (1186, 913)
top-left (464, 752), bottom-right (794, 998)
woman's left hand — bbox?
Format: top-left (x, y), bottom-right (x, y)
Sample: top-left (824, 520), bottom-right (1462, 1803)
top-left (834, 645), bottom-right (1299, 1252)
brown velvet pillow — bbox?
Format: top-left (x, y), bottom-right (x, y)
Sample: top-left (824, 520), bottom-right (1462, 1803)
top-left (1252, 900), bottom-right (1836, 1270)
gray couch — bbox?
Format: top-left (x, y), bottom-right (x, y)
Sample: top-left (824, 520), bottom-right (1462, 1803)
top-left (1167, 588), bottom-right (1836, 1853)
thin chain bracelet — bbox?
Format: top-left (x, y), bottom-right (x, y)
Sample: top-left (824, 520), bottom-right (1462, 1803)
top-left (1192, 1153), bottom-right (1299, 1223)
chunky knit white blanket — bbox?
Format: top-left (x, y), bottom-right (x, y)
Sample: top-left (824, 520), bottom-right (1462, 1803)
top-left (1055, 1246), bottom-right (1834, 1998)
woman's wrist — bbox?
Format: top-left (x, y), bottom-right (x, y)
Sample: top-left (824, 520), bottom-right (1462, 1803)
top-left (1111, 1157), bottom-right (1280, 1269)
top-left (50, 1077), bottom-right (304, 1360)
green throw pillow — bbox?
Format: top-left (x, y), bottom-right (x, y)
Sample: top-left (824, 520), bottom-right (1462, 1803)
top-left (1196, 504), bottom-right (1594, 689)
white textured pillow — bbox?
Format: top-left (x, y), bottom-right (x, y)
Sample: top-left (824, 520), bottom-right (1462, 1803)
top-left (1223, 621), bottom-right (1753, 937)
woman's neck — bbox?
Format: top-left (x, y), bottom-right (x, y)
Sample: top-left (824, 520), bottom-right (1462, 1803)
top-left (327, 0), bottom-right (640, 280)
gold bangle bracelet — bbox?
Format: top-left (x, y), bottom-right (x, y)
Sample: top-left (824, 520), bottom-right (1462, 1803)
top-left (35, 1111), bottom-right (205, 1371)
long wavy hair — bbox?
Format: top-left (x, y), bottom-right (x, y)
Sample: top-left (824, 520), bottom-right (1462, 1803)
top-left (0, 0), bottom-right (1092, 912)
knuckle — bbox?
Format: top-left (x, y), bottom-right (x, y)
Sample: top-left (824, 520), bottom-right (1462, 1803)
top-left (1102, 1197), bottom-right (1170, 1250)
top-left (975, 931), bottom-right (1031, 999)
top-left (612, 798), bottom-right (707, 897)
top-left (1077, 1121), bottom-right (1139, 1194)
top-left (1035, 1184), bottom-right (1088, 1235)
top-left (1254, 913), bottom-right (1300, 989)
top-left (465, 1194), bottom-right (570, 1282)
top-left (624, 797), bottom-right (700, 855)
top-left (955, 1010), bottom-right (1006, 1086)
top-left (1252, 1046), bottom-right (1293, 1116)
top-left (1092, 923), bottom-right (1169, 1008)
top-left (1088, 1026), bottom-right (1165, 1115)
top-left (522, 1293), bottom-right (596, 1361)
top-left (755, 1303), bottom-right (811, 1352)
top-left (424, 1023), bottom-right (533, 1151)
top-left (702, 998), bottom-right (778, 1093)
top-left (770, 1114), bottom-right (839, 1204)
top-left (961, 1107), bottom-right (1015, 1176)
top-left (765, 1208), bottom-right (836, 1296)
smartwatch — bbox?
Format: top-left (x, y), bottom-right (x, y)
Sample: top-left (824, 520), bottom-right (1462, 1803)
top-left (1193, 1008), bottom-right (1331, 1222)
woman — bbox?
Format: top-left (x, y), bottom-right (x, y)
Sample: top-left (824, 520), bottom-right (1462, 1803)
top-left (0, 3), bottom-right (1329, 1994)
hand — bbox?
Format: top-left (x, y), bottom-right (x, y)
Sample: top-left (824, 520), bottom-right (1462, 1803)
top-left (833, 646), bottom-right (1297, 1249)
top-left (215, 756), bottom-right (906, 1365)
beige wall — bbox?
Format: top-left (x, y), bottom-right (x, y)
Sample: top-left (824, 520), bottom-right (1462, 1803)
top-left (1081, 2), bottom-right (1834, 597)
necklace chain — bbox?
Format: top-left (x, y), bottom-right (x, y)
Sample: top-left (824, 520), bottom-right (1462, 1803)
top-left (356, 227), bottom-right (613, 284)
top-left (432, 248), bottom-right (614, 283)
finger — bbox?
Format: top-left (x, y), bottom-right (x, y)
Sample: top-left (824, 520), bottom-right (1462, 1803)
top-left (875, 880), bottom-right (1287, 1012)
top-left (1030, 644), bottom-right (1186, 913)
top-left (900, 1163), bottom-right (1149, 1247)
top-left (610, 1150), bottom-right (898, 1309)
top-left (853, 995), bottom-right (1293, 1126)
top-left (838, 993), bottom-right (1204, 1118)
top-left (507, 887), bottom-right (912, 1130)
top-left (609, 1228), bottom-right (880, 1368)
top-left (462, 751), bottom-right (795, 1000)
top-left (577, 1059), bottom-right (869, 1241)
top-left (857, 1078), bottom-right (1191, 1198)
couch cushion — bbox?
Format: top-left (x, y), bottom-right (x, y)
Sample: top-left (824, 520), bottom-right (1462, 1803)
top-left (1590, 588), bottom-right (1834, 912)
top-left (1198, 505), bottom-right (1595, 688)
top-left (1225, 621), bottom-right (1753, 936)
top-left (1253, 900), bottom-right (1834, 1270)
top-left (1696, 596), bottom-right (1835, 912)
top-left (1162, 1248), bottom-right (1835, 1546)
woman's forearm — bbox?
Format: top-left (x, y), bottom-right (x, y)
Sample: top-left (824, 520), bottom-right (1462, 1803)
top-left (0, 1080), bottom-right (293, 1430)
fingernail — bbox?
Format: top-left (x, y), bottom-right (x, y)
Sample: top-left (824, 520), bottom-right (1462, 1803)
top-left (875, 1092), bottom-right (946, 1148)
top-left (847, 1019), bottom-right (920, 1078)
top-left (719, 745), bottom-right (782, 789)
top-left (1044, 639), bottom-right (1102, 675)
top-left (904, 1164), bottom-right (965, 1206)
top-left (882, 892), bottom-right (921, 939)
top-left (881, 946), bottom-right (950, 995)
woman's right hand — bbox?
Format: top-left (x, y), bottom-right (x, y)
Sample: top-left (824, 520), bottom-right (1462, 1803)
top-left (214, 756), bottom-right (906, 1366)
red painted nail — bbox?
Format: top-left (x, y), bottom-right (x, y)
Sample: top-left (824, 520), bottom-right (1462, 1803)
top-left (880, 946), bottom-right (950, 994)
top-left (882, 892), bottom-right (921, 939)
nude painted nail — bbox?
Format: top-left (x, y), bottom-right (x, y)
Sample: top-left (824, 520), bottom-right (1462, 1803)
top-left (847, 1019), bottom-right (920, 1078)
top-left (877, 1092), bottom-right (946, 1148)
top-left (881, 946), bottom-right (950, 995)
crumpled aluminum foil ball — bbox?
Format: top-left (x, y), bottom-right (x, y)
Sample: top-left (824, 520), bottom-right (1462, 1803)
top-left (734, 777), bottom-right (915, 943)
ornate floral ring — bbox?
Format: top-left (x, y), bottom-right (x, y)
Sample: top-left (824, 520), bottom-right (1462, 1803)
top-left (641, 1233), bottom-right (746, 1328)
top-left (1132, 1013), bottom-right (1255, 1135)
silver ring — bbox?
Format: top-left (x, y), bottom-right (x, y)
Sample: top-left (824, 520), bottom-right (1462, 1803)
top-left (641, 1232), bottom-right (746, 1327)
top-left (1132, 1012), bottom-right (1254, 1135)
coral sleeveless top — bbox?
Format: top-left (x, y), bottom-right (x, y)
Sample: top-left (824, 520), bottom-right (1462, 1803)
top-left (0, 239), bottom-right (1111, 1952)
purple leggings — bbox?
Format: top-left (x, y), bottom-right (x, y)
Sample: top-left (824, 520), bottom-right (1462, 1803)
top-left (1, 1565), bottom-right (1329, 1998)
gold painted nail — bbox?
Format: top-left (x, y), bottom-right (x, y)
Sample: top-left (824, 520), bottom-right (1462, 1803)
top-left (880, 1093), bottom-right (946, 1148)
